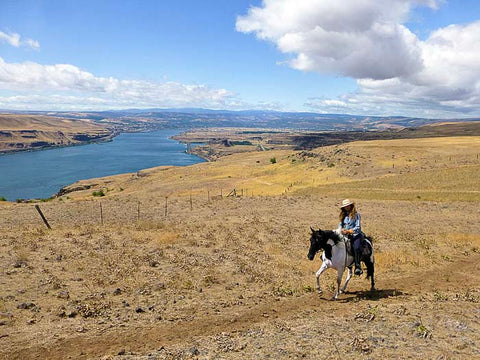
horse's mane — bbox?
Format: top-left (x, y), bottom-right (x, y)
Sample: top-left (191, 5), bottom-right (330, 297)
top-left (323, 230), bottom-right (343, 244)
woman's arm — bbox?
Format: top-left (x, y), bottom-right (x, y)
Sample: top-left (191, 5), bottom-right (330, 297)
top-left (351, 213), bottom-right (361, 237)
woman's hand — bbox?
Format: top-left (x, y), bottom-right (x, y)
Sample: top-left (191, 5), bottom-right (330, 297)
top-left (341, 229), bottom-right (354, 235)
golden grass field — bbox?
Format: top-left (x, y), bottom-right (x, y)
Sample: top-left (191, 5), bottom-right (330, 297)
top-left (0, 135), bottom-right (479, 359)
top-left (0, 114), bottom-right (112, 153)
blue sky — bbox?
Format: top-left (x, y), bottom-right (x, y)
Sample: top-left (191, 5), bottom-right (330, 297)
top-left (0, 0), bottom-right (479, 118)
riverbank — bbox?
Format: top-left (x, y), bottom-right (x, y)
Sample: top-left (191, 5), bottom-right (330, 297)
top-left (0, 129), bottom-right (205, 202)
top-left (0, 114), bottom-right (115, 154)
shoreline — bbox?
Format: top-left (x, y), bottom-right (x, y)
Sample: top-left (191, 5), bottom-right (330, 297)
top-left (0, 131), bottom-right (119, 156)
top-left (0, 128), bottom-right (206, 202)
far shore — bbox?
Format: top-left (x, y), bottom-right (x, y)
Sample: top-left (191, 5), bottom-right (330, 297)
top-left (0, 131), bottom-right (119, 156)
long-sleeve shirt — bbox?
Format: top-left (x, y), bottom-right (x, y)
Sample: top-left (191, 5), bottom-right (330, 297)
top-left (339, 213), bottom-right (361, 237)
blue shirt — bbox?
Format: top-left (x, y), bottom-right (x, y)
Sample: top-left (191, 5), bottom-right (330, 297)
top-left (339, 213), bottom-right (361, 237)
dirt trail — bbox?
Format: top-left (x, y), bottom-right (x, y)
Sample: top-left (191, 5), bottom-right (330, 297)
top-left (7, 252), bottom-right (479, 360)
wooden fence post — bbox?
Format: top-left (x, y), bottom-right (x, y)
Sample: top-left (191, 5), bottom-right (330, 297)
top-left (100, 202), bottom-right (104, 225)
top-left (164, 197), bottom-right (168, 217)
top-left (35, 205), bottom-right (52, 230)
top-left (137, 201), bottom-right (140, 221)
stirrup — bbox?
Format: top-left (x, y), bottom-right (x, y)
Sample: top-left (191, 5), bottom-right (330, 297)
top-left (354, 267), bottom-right (363, 275)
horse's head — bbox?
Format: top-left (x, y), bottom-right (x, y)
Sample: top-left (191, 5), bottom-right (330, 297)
top-left (307, 227), bottom-right (330, 261)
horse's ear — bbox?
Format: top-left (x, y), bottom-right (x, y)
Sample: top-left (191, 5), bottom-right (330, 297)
top-left (310, 226), bottom-right (315, 233)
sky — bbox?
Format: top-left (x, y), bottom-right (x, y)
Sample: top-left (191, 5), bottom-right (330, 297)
top-left (0, 0), bottom-right (479, 118)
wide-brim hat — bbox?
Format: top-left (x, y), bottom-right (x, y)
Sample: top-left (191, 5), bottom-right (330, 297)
top-left (341, 199), bottom-right (354, 208)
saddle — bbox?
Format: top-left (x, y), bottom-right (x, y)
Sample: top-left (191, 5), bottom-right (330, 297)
top-left (345, 233), bottom-right (372, 257)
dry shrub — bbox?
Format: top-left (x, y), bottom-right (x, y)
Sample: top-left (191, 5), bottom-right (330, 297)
top-left (445, 233), bottom-right (480, 247)
top-left (135, 220), bottom-right (167, 231)
top-left (375, 250), bottom-right (429, 271)
top-left (150, 231), bottom-right (179, 246)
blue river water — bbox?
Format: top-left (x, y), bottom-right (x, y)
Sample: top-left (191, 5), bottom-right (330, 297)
top-left (0, 129), bottom-right (205, 201)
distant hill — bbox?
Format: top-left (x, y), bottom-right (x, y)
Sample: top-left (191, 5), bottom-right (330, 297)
top-left (5, 109), bottom-right (478, 133)
top-left (0, 114), bottom-right (114, 153)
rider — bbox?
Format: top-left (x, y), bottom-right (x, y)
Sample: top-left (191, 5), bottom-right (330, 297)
top-left (338, 199), bottom-right (364, 275)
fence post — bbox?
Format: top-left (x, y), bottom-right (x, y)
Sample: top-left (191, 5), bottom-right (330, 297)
top-left (35, 205), bottom-right (52, 230)
top-left (164, 197), bottom-right (168, 217)
top-left (190, 193), bottom-right (193, 210)
top-left (100, 202), bottom-right (103, 225)
top-left (137, 201), bottom-right (140, 221)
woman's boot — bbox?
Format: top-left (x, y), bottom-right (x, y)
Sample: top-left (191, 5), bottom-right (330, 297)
top-left (354, 248), bottom-right (363, 275)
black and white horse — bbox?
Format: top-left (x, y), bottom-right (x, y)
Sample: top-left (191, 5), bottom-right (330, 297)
top-left (307, 227), bottom-right (375, 300)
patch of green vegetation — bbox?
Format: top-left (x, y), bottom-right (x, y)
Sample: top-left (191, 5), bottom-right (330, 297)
top-left (232, 140), bottom-right (253, 146)
top-left (273, 285), bottom-right (297, 297)
top-left (302, 285), bottom-right (315, 293)
top-left (433, 290), bottom-right (448, 301)
top-left (270, 157), bottom-right (277, 164)
top-left (0, 197), bottom-right (6, 201)
top-left (92, 190), bottom-right (105, 197)
top-left (415, 323), bottom-right (432, 339)
top-left (328, 162), bottom-right (335, 167)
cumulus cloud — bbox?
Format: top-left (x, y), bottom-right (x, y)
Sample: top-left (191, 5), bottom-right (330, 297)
top-left (237, 0), bottom-right (436, 80)
top-left (237, 0), bottom-right (480, 117)
top-left (307, 21), bottom-right (480, 117)
top-left (0, 57), bottom-right (237, 110)
top-left (0, 31), bottom-right (40, 49)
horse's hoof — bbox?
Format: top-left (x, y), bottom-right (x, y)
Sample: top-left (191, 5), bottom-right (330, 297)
top-left (317, 290), bottom-right (323, 295)
top-left (370, 287), bottom-right (376, 292)
top-left (330, 296), bottom-right (338, 301)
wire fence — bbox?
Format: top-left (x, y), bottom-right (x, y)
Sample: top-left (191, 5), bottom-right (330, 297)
top-left (0, 188), bottom-right (257, 230)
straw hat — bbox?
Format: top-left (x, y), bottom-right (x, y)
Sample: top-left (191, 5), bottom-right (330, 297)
top-left (341, 199), bottom-right (354, 208)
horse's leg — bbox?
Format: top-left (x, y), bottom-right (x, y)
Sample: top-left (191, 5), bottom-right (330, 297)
top-left (316, 262), bottom-right (328, 294)
top-left (332, 267), bottom-right (344, 300)
top-left (367, 262), bottom-right (375, 291)
top-left (340, 266), bottom-right (353, 294)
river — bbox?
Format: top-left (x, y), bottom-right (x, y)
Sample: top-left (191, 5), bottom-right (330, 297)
top-left (0, 129), bottom-right (204, 201)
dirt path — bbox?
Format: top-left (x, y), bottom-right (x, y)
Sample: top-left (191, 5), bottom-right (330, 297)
top-left (6, 252), bottom-right (479, 360)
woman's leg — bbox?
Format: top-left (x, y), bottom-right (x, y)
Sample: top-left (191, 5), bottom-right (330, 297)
top-left (353, 236), bottom-right (363, 275)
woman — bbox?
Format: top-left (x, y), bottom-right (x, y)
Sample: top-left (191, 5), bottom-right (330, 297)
top-left (338, 199), bottom-right (363, 275)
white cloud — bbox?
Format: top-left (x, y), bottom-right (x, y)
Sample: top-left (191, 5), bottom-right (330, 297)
top-left (0, 57), bottom-right (239, 110)
top-left (307, 21), bottom-right (480, 117)
top-left (237, 0), bottom-right (480, 117)
top-left (0, 31), bottom-right (40, 49)
top-left (237, 0), bottom-right (437, 80)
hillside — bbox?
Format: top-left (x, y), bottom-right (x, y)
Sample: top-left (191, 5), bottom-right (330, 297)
top-left (0, 114), bottom-right (114, 153)
top-left (0, 135), bottom-right (479, 359)
top-left (171, 121), bottom-right (480, 160)
top-left (10, 109), bottom-right (480, 132)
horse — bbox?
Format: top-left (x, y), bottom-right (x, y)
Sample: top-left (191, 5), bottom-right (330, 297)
top-left (307, 227), bottom-right (375, 300)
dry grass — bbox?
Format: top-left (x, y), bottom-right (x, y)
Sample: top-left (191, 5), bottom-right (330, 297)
top-left (1, 135), bottom-right (480, 359)
top-left (0, 114), bottom-right (111, 152)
